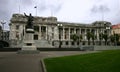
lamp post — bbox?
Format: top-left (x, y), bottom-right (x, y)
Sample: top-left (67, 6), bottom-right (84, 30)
top-left (57, 24), bottom-right (63, 48)
top-left (1, 20), bottom-right (6, 40)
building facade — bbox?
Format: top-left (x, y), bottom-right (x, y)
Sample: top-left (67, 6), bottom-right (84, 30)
top-left (0, 26), bottom-right (2, 40)
top-left (112, 24), bottom-right (120, 34)
top-left (9, 14), bottom-right (112, 48)
top-left (2, 30), bottom-right (9, 41)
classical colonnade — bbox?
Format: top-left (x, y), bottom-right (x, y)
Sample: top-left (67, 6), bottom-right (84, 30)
top-left (32, 24), bottom-right (109, 41)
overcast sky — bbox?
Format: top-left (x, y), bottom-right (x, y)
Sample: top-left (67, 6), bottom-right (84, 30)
top-left (0, 0), bottom-right (120, 30)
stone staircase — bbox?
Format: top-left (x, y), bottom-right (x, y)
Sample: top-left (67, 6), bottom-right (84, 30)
top-left (15, 39), bottom-right (53, 48)
top-left (34, 39), bottom-right (53, 48)
top-left (15, 40), bottom-right (23, 48)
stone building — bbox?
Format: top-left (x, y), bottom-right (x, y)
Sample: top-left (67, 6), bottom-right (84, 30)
top-left (9, 14), bottom-right (112, 48)
top-left (112, 24), bottom-right (120, 42)
top-left (112, 24), bottom-right (120, 34)
top-left (0, 26), bottom-right (2, 40)
top-left (2, 30), bottom-right (9, 41)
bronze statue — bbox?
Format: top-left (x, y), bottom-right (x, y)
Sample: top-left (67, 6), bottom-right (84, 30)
top-left (24, 13), bottom-right (34, 29)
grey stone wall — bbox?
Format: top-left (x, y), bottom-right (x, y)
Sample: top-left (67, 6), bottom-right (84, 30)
top-left (94, 46), bottom-right (120, 50)
top-left (9, 14), bottom-right (112, 48)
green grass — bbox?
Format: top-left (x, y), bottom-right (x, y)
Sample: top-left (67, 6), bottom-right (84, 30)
top-left (44, 50), bottom-right (120, 72)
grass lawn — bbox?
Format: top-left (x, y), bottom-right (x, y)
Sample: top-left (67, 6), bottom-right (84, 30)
top-left (44, 50), bottom-right (120, 72)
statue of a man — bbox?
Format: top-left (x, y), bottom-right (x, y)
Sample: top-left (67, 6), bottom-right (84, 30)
top-left (24, 13), bottom-right (34, 29)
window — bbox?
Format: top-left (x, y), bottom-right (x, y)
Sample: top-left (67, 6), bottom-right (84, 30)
top-left (104, 30), bottom-right (107, 34)
top-left (41, 26), bottom-right (46, 32)
top-left (72, 42), bottom-right (74, 45)
top-left (52, 41), bottom-right (54, 46)
top-left (65, 28), bottom-right (68, 39)
top-left (81, 29), bottom-right (85, 34)
top-left (76, 29), bottom-right (79, 34)
top-left (59, 28), bottom-right (63, 39)
top-left (16, 25), bottom-right (19, 30)
top-left (82, 42), bottom-right (85, 45)
top-left (66, 41), bottom-right (68, 45)
top-left (61, 41), bottom-right (63, 45)
top-left (42, 18), bottom-right (46, 21)
top-left (70, 28), bottom-right (74, 34)
top-left (87, 29), bottom-right (90, 32)
top-left (26, 43), bottom-right (32, 46)
top-left (34, 35), bottom-right (38, 40)
top-left (91, 29), bottom-right (95, 33)
top-left (34, 26), bottom-right (39, 32)
top-left (77, 42), bottom-right (79, 45)
top-left (52, 33), bottom-right (54, 39)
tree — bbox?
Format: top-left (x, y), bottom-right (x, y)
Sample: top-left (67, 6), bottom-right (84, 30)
top-left (114, 34), bottom-right (120, 45)
top-left (103, 33), bottom-right (109, 45)
top-left (99, 33), bottom-right (103, 45)
top-left (115, 34), bottom-right (120, 42)
top-left (86, 32), bottom-right (92, 45)
top-left (70, 34), bottom-right (79, 42)
top-left (79, 34), bottom-right (83, 42)
top-left (110, 34), bottom-right (120, 46)
top-left (110, 35), bottom-right (115, 45)
top-left (91, 33), bottom-right (96, 45)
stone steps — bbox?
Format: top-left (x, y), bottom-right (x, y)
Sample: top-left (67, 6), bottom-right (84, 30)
top-left (34, 40), bottom-right (53, 48)
top-left (15, 40), bottom-right (53, 48)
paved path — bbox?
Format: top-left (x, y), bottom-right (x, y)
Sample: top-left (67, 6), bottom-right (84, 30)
top-left (0, 51), bottom-right (98, 72)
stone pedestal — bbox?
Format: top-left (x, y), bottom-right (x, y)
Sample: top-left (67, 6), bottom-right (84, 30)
top-left (22, 40), bottom-right (36, 50)
top-left (18, 29), bottom-right (39, 54)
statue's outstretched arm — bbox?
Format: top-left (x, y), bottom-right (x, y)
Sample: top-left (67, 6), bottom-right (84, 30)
top-left (24, 13), bottom-right (28, 17)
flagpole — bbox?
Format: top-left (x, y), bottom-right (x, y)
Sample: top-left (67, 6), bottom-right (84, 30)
top-left (19, 4), bottom-right (20, 13)
top-left (100, 6), bottom-right (104, 21)
top-left (118, 0), bottom-right (120, 13)
top-left (50, 7), bottom-right (53, 16)
top-left (34, 6), bottom-right (37, 16)
top-left (18, 0), bottom-right (21, 14)
top-left (101, 8), bottom-right (104, 21)
top-left (36, 7), bottom-right (37, 16)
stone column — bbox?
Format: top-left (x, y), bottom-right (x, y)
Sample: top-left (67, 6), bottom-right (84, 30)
top-left (96, 29), bottom-right (99, 41)
top-left (19, 25), bottom-right (24, 41)
top-left (39, 25), bottom-right (41, 40)
top-left (90, 29), bottom-right (91, 32)
top-left (63, 27), bottom-right (65, 40)
top-left (10, 24), bottom-right (16, 40)
top-left (46, 26), bottom-right (48, 39)
top-left (68, 27), bottom-right (70, 40)
top-left (54, 26), bottom-right (58, 40)
top-left (74, 28), bottom-right (76, 34)
top-left (57, 27), bottom-right (59, 40)
top-left (23, 24), bottom-right (26, 40)
top-left (84, 29), bottom-right (87, 40)
top-left (9, 24), bottom-right (18, 47)
top-left (79, 28), bottom-right (81, 34)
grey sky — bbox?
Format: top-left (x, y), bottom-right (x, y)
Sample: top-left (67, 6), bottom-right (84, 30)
top-left (0, 0), bottom-right (120, 30)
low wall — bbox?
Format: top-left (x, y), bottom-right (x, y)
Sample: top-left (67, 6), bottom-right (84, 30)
top-left (37, 48), bottom-right (81, 51)
top-left (0, 48), bottom-right (21, 52)
top-left (94, 46), bottom-right (120, 51)
top-left (0, 47), bottom-right (81, 52)
top-left (1, 46), bottom-right (120, 52)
